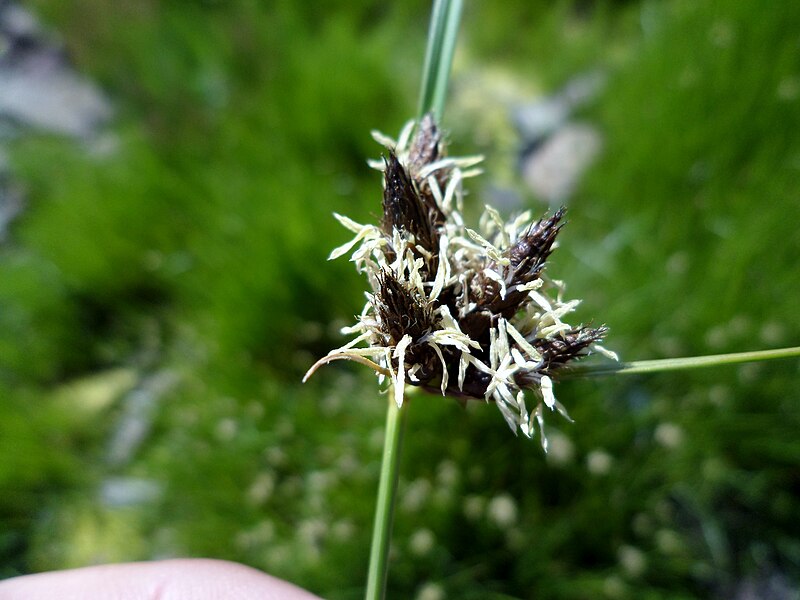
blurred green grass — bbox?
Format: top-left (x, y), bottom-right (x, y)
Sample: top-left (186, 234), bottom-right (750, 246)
top-left (1, 1), bottom-right (798, 598)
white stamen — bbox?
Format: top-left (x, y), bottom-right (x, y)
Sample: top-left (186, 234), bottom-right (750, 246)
top-left (393, 335), bottom-right (413, 408)
top-left (540, 375), bottom-right (556, 409)
top-left (593, 344), bottom-right (619, 361)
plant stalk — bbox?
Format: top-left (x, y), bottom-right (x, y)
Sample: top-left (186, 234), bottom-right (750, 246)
top-left (365, 3), bottom-right (464, 598)
top-left (565, 346), bottom-right (800, 378)
top-left (364, 392), bottom-right (408, 600)
top-left (418, 0), bottom-right (464, 121)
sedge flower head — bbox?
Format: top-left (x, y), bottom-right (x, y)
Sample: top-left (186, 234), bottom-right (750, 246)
top-left (305, 115), bottom-right (615, 448)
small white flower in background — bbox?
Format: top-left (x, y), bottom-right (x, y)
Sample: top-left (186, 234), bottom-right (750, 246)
top-left (545, 429), bottom-right (576, 466)
top-left (462, 494), bottom-right (486, 522)
top-left (305, 115), bottom-right (615, 448)
top-left (409, 528), bottom-right (436, 556)
top-left (655, 528), bottom-right (683, 555)
top-left (401, 478), bottom-right (433, 513)
top-left (487, 493), bottom-right (518, 529)
top-left (617, 544), bottom-right (647, 578)
top-left (436, 459), bottom-right (459, 487)
top-left (654, 421), bottom-right (684, 449)
top-left (586, 448), bottom-right (614, 475)
top-left (331, 519), bottom-right (355, 542)
top-left (416, 582), bottom-right (445, 600)
top-left (246, 471), bottom-right (275, 505)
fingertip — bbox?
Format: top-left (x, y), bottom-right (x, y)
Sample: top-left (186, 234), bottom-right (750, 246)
top-left (0, 559), bottom-right (323, 600)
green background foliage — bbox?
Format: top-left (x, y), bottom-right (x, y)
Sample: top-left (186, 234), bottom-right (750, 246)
top-left (1, 1), bottom-right (798, 598)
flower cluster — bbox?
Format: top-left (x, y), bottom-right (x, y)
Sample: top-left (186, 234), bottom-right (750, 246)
top-left (305, 115), bottom-right (614, 447)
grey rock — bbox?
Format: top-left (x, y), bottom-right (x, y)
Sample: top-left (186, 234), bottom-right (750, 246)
top-left (513, 71), bottom-right (606, 204)
top-left (520, 123), bottom-right (602, 205)
top-left (732, 572), bottom-right (798, 600)
top-left (106, 372), bottom-right (178, 467)
top-left (0, 68), bottom-right (111, 137)
top-left (0, 2), bottom-right (112, 137)
top-left (0, 169), bottom-right (23, 242)
top-left (0, 1), bottom-right (113, 240)
top-left (1, 1), bottom-right (43, 39)
top-left (560, 70), bottom-right (606, 110)
top-left (485, 184), bottom-right (525, 214)
top-left (513, 96), bottom-right (570, 144)
top-left (100, 476), bottom-right (162, 507)
top-left (513, 71), bottom-right (605, 145)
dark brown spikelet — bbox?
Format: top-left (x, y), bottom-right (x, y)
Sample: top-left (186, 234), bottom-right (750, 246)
top-left (375, 270), bottom-right (442, 385)
top-left (375, 270), bottom-right (439, 345)
top-left (408, 113), bottom-right (448, 229)
top-left (427, 323), bottom-right (610, 401)
top-left (463, 208), bottom-right (567, 331)
top-left (491, 207), bottom-right (566, 319)
top-left (508, 207), bottom-right (565, 284)
top-left (531, 325), bottom-right (609, 375)
top-left (381, 151), bottom-right (439, 255)
top-left (408, 113), bottom-right (442, 176)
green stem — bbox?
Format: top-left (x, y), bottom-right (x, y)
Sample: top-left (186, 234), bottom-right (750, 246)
top-left (564, 346), bottom-right (800, 378)
top-left (364, 4), bottom-right (464, 598)
top-left (364, 393), bottom-right (408, 600)
top-left (417, 0), bottom-right (464, 121)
